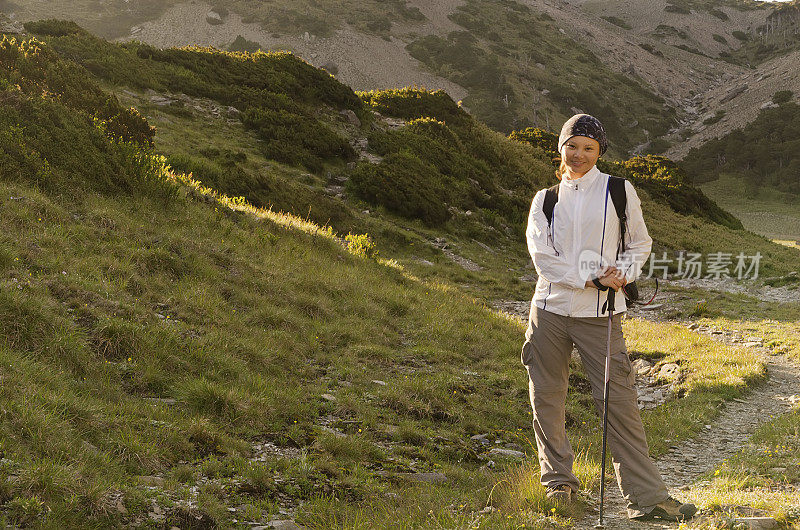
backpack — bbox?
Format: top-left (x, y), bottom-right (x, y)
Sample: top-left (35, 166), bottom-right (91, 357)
top-left (542, 175), bottom-right (640, 302)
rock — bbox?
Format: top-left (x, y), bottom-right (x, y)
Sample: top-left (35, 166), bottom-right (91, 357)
top-left (489, 448), bottom-right (525, 459)
top-left (688, 323), bottom-right (700, 330)
top-left (138, 475), bottom-right (165, 487)
top-left (267, 521), bottom-right (304, 530)
top-left (769, 467), bottom-right (787, 473)
top-left (504, 443), bottom-right (524, 452)
top-left (339, 109), bottom-right (361, 127)
top-left (733, 517), bottom-right (778, 529)
top-left (206, 11), bottom-right (223, 25)
top-left (638, 394), bottom-right (655, 403)
top-left (721, 84), bottom-right (747, 104)
top-left (471, 433), bottom-right (491, 445)
top-left (640, 303), bottom-right (663, 311)
top-left (371, 380), bottom-right (387, 386)
top-left (658, 363), bottom-right (681, 380)
top-left (761, 101), bottom-right (779, 110)
top-left (632, 358), bottom-right (653, 375)
top-left (321, 393), bottom-right (336, 402)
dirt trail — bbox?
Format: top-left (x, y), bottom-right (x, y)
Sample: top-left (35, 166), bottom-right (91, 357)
top-left (575, 340), bottom-right (800, 529)
top-left (495, 286), bottom-right (800, 528)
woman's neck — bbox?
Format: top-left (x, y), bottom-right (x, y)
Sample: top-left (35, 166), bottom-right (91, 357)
top-left (564, 168), bottom-right (589, 180)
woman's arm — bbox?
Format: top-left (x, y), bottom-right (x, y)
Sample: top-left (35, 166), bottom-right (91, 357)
top-left (526, 190), bottom-right (587, 290)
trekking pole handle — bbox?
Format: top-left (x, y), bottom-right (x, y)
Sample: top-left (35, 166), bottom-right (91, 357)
top-left (606, 284), bottom-right (616, 312)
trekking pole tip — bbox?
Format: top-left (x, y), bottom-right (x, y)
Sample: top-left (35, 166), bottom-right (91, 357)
top-left (594, 522), bottom-right (605, 529)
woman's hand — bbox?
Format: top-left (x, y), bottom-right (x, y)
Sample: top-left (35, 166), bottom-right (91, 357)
top-left (597, 266), bottom-right (627, 291)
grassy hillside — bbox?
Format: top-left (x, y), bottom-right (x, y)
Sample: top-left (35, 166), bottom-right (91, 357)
top-left (0, 26), bottom-right (797, 527)
top-left (21, 19), bottom-right (793, 279)
top-left (683, 95), bottom-right (800, 197)
top-left (700, 173), bottom-right (800, 243)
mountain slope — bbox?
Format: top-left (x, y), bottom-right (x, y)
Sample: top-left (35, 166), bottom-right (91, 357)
top-left (0, 31), bottom-right (784, 528)
top-left (6, 0), bottom-right (800, 162)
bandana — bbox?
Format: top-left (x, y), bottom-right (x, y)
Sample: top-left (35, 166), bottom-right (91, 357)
top-left (558, 114), bottom-right (608, 156)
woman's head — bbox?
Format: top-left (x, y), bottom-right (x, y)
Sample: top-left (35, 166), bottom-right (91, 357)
top-left (556, 114), bottom-right (607, 179)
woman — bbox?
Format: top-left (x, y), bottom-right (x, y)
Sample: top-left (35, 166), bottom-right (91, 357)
top-left (521, 114), bottom-right (696, 522)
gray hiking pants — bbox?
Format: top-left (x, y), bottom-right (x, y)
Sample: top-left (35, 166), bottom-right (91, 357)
top-left (521, 305), bottom-right (669, 511)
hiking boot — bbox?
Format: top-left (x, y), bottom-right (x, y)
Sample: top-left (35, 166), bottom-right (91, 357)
top-left (630, 497), bottom-right (697, 522)
top-left (545, 484), bottom-right (576, 503)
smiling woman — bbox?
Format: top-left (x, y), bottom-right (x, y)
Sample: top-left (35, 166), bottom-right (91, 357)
top-left (520, 113), bottom-right (698, 522)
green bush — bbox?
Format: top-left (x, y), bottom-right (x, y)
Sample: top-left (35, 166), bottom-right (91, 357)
top-left (344, 233), bottom-right (379, 259)
top-left (22, 19), bottom-right (86, 37)
top-left (348, 152), bottom-right (450, 226)
top-left (25, 28), bottom-right (365, 173)
top-left (601, 16), bottom-right (632, 29)
top-left (683, 102), bottom-right (800, 195)
top-left (713, 34), bottom-right (728, 45)
top-left (639, 43), bottom-right (664, 57)
top-left (709, 8), bottom-right (729, 21)
top-left (732, 30), bottom-right (748, 42)
top-left (703, 110), bottom-right (726, 125)
top-left (227, 35), bottom-right (261, 53)
top-left (360, 87), bottom-right (469, 126)
top-left (773, 90), bottom-right (793, 104)
top-left (664, 4), bottom-right (691, 14)
top-left (508, 127), bottom-right (558, 156)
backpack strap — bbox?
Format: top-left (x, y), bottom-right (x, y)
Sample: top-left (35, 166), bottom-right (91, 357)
top-left (543, 184), bottom-right (560, 227)
top-left (607, 176), bottom-right (627, 256)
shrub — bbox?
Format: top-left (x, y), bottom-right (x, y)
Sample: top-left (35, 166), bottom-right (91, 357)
top-left (22, 19), bottom-right (86, 37)
top-left (773, 90), bottom-right (793, 104)
top-left (639, 43), bottom-right (664, 57)
top-left (664, 5), bottom-right (691, 14)
top-left (709, 8), bottom-right (729, 21)
top-left (683, 102), bottom-right (800, 196)
top-left (508, 127), bottom-right (558, 156)
top-left (360, 87), bottom-right (468, 126)
top-left (347, 152), bottom-right (451, 226)
top-left (703, 110), bottom-right (726, 125)
top-left (227, 35), bottom-right (261, 53)
top-left (601, 16), bottom-right (632, 30)
top-left (713, 34), bottom-right (728, 45)
top-left (732, 30), bottom-right (749, 42)
top-left (344, 233), bottom-right (378, 259)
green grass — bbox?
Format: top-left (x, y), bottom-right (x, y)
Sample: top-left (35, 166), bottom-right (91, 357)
top-left (699, 173), bottom-right (800, 242)
top-left (0, 23), bottom-right (795, 527)
top-left (0, 160), bottom-right (771, 528)
top-left (682, 406), bottom-right (800, 526)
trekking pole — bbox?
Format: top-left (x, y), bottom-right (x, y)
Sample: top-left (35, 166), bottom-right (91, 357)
top-left (596, 287), bottom-right (616, 529)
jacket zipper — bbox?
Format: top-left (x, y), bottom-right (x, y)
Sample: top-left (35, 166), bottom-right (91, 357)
top-left (568, 182), bottom-right (583, 317)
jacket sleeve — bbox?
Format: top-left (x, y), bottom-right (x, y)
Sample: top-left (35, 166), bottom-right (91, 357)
top-left (620, 180), bottom-right (653, 283)
top-left (526, 189), bottom-right (586, 290)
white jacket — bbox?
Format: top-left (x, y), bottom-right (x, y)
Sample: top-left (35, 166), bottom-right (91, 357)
top-left (526, 165), bottom-right (653, 317)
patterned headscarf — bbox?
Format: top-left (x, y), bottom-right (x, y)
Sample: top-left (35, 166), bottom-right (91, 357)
top-left (558, 114), bottom-right (608, 156)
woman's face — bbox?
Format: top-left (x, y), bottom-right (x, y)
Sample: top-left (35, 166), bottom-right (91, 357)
top-left (561, 136), bottom-right (601, 177)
